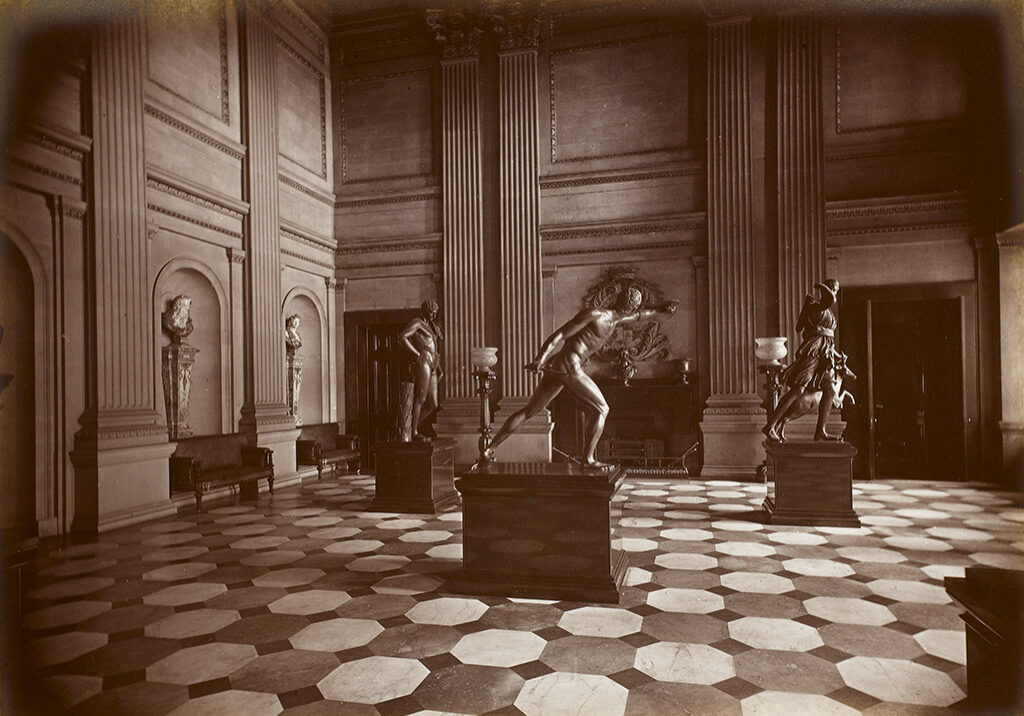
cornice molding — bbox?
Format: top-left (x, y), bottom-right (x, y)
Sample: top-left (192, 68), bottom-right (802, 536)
top-left (144, 100), bottom-right (246, 160)
top-left (826, 221), bottom-right (970, 239)
top-left (146, 167), bottom-right (249, 218)
top-left (278, 171), bottom-right (335, 206)
top-left (335, 189), bottom-right (439, 208)
top-left (21, 121), bottom-right (92, 159)
top-left (280, 219), bottom-right (336, 252)
top-left (7, 157), bottom-right (82, 186)
top-left (541, 214), bottom-right (707, 241)
top-left (147, 204), bottom-right (244, 239)
top-left (541, 161), bottom-right (704, 189)
top-left (281, 247), bottom-right (335, 270)
top-left (337, 234), bottom-right (442, 255)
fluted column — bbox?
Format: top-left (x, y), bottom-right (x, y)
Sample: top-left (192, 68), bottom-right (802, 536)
top-left (491, 1), bottom-right (551, 461)
top-left (428, 9), bottom-right (488, 466)
top-left (777, 14), bottom-right (826, 345)
top-left (238, 5), bottom-right (298, 471)
top-left (72, 12), bottom-right (175, 533)
top-left (699, 17), bottom-right (765, 478)
top-left (997, 224), bottom-right (1024, 490)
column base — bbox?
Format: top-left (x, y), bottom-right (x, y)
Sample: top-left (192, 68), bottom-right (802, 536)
top-left (999, 421), bottom-right (1024, 491)
top-left (434, 399), bottom-right (484, 470)
top-left (491, 401), bottom-right (552, 463)
top-left (699, 396), bottom-right (766, 480)
top-left (241, 407), bottom-right (300, 474)
top-left (71, 439), bottom-right (177, 535)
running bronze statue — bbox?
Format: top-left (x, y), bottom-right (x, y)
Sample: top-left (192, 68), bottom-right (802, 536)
top-left (764, 279), bottom-right (856, 442)
top-left (483, 285), bottom-right (678, 469)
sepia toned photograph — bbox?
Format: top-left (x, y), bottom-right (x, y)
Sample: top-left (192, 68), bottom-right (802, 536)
top-left (1, 0), bottom-right (1022, 713)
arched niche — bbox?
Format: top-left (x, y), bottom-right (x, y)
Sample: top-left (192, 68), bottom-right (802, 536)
top-left (153, 259), bottom-right (230, 436)
top-left (283, 288), bottom-right (326, 426)
top-left (0, 230), bottom-right (50, 542)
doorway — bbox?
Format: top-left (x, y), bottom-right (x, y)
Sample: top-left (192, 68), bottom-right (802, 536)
top-left (344, 308), bottom-right (419, 472)
top-left (843, 290), bottom-right (968, 481)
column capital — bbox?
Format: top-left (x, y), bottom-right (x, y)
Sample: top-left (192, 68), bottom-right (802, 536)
top-left (427, 7), bottom-right (486, 60)
top-left (489, 0), bottom-right (542, 52)
top-left (226, 247), bottom-right (247, 264)
top-left (996, 222), bottom-right (1024, 247)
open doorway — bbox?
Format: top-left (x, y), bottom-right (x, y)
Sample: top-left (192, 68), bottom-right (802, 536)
top-left (343, 308), bottom-right (420, 472)
top-left (843, 287), bottom-right (970, 481)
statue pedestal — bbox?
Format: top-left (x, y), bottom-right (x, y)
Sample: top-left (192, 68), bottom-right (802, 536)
top-left (445, 463), bottom-right (628, 604)
top-left (369, 440), bottom-right (458, 514)
top-left (763, 441), bottom-right (860, 527)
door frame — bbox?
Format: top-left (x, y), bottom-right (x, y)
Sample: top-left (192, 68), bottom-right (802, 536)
top-left (842, 282), bottom-right (978, 481)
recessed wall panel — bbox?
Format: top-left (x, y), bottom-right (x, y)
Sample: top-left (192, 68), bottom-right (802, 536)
top-left (276, 40), bottom-right (327, 179)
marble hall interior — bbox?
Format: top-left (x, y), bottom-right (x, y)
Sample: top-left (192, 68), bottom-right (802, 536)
top-left (1, 0), bottom-right (1023, 714)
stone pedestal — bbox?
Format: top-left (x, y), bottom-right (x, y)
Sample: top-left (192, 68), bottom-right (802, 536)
top-left (370, 440), bottom-right (458, 514)
top-left (445, 463), bottom-right (628, 604)
top-left (286, 353), bottom-right (303, 426)
top-left (763, 440), bottom-right (859, 527)
top-left (162, 343), bottom-right (197, 440)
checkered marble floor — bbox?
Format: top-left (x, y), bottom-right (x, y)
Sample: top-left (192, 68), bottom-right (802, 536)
top-left (12, 474), bottom-right (1024, 715)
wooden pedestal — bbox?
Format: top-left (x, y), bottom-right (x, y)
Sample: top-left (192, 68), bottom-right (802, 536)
top-left (369, 440), bottom-right (459, 514)
top-left (946, 567), bottom-right (1024, 710)
top-left (763, 441), bottom-right (860, 527)
top-left (444, 463), bottom-right (628, 604)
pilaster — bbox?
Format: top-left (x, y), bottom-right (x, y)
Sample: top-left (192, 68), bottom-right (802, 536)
top-left (491, 0), bottom-right (551, 462)
top-left (238, 5), bottom-right (298, 472)
top-left (996, 223), bottom-right (1024, 490)
top-left (773, 14), bottom-right (841, 442)
top-left (227, 247), bottom-right (246, 434)
top-left (699, 16), bottom-right (765, 479)
top-left (428, 8), bottom-right (489, 466)
top-left (325, 277), bottom-right (340, 423)
top-left (72, 13), bottom-right (174, 534)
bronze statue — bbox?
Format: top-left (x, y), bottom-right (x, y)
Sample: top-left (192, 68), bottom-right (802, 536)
top-left (399, 300), bottom-right (444, 441)
top-left (484, 286), bottom-right (678, 468)
top-left (764, 279), bottom-right (852, 442)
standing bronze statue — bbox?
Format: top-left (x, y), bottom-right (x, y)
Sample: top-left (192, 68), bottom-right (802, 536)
top-left (398, 300), bottom-right (444, 441)
top-left (484, 286), bottom-right (678, 468)
top-left (764, 279), bottom-right (852, 442)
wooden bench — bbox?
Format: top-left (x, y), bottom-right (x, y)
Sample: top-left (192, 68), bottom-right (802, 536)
top-left (296, 423), bottom-right (360, 480)
top-left (170, 434), bottom-right (274, 512)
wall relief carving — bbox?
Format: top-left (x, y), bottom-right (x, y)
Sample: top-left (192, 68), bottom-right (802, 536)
top-left (583, 266), bottom-right (673, 384)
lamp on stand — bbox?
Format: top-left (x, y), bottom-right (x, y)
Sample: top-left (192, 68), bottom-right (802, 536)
top-left (755, 337), bottom-right (788, 482)
top-left (470, 347), bottom-right (498, 468)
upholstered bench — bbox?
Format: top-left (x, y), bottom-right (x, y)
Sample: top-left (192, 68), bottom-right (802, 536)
top-left (296, 423), bottom-right (360, 480)
top-left (170, 434), bottom-right (274, 512)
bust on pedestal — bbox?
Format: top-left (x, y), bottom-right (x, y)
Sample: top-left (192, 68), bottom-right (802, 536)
top-left (761, 280), bottom-right (860, 526)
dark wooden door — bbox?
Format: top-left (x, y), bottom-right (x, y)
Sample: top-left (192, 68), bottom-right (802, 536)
top-left (870, 298), bottom-right (964, 480)
top-left (344, 309), bottom-right (418, 472)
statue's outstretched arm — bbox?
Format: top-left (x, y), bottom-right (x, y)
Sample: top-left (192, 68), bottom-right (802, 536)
top-left (527, 309), bottom-right (595, 370)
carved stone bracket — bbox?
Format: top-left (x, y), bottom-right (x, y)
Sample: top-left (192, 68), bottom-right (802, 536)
top-left (426, 7), bottom-right (486, 59)
top-left (488, 0), bottom-right (542, 51)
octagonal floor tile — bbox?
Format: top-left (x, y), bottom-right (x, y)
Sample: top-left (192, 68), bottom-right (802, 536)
top-left (654, 553), bottom-right (718, 571)
top-left (289, 617), bottom-right (383, 652)
top-left (27, 576), bottom-right (115, 601)
top-left (318, 656), bottom-right (429, 703)
top-left (229, 649), bottom-right (340, 693)
top-left (345, 555), bottom-right (410, 572)
top-left (720, 572), bottom-right (794, 594)
top-left (166, 690), bottom-right (282, 716)
top-left (515, 672), bottom-right (627, 716)
top-left (408, 597), bottom-right (488, 626)
top-left (425, 543), bottom-right (462, 560)
top-left (142, 546), bottom-right (210, 562)
top-left (837, 656), bottom-right (965, 706)
top-left (229, 536), bottom-right (291, 550)
top-left (625, 681), bottom-right (740, 716)
top-left (835, 547), bottom-right (906, 564)
top-left (215, 613), bottom-right (310, 645)
top-left (913, 629), bottom-right (966, 665)
top-left (734, 650), bottom-right (844, 694)
top-left (450, 628), bottom-right (546, 667)
top-left (145, 608), bottom-right (240, 639)
top-left (38, 674), bottom-right (104, 709)
top-left (740, 691), bottom-right (859, 715)
top-left (865, 579), bottom-right (951, 604)
top-left (634, 642), bottom-right (734, 685)
top-left (660, 528), bottom-right (714, 541)
top-left (729, 617), bottom-right (823, 651)
top-left (143, 582), bottom-right (227, 606)
top-left (881, 536), bottom-right (953, 552)
top-left (29, 631), bottom-right (108, 668)
top-left (646, 588), bottom-right (724, 614)
top-left (642, 612), bottom-right (727, 644)
top-left (620, 517), bottom-right (663, 528)
top-left (399, 530), bottom-right (452, 543)
top-left (558, 606), bottom-right (643, 637)
top-left (143, 562), bottom-right (217, 582)
top-left (819, 623), bottom-right (923, 660)
top-left (147, 643), bottom-right (258, 685)
top-left (268, 589), bottom-right (350, 615)
top-left (620, 538), bottom-right (659, 552)
top-left (782, 559), bottom-right (855, 578)
top-left (766, 531), bottom-right (827, 546)
top-left (804, 596), bottom-right (896, 626)
top-left (718, 542), bottom-right (776, 558)
top-left (371, 574), bottom-right (442, 595)
top-left (540, 635), bottom-right (636, 675)
top-left (23, 600), bottom-right (111, 631)
top-left (367, 623), bottom-right (463, 659)
top-left (376, 518), bottom-right (426, 530)
top-left (252, 568), bottom-right (326, 588)
top-left (413, 663), bottom-right (523, 714)
top-left (926, 526), bottom-right (993, 542)
top-left (239, 550), bottom-right (305, 567)
top-left (308, 526), bottom-right (361, 540)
